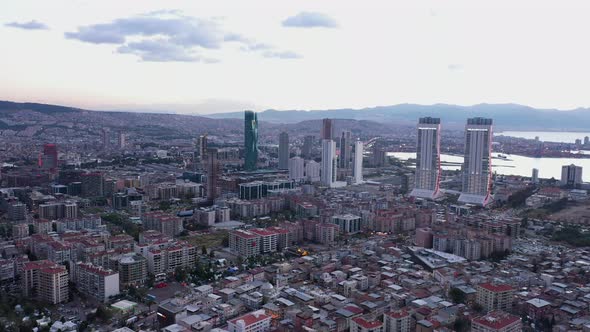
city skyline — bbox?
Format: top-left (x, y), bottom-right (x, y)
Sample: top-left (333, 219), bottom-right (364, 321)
top-left (3, 1), bottom-right (590, 113)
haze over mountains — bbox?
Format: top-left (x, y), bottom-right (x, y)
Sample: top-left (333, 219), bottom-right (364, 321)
top-left (2, 100), bottom-right (590, 131)
top-left (206, 103), bottom-right (590, 130)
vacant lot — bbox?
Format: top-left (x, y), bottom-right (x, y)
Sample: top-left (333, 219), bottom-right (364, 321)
top-left (180, 231), bottom-right (228, 249)
top-left (549, 201), bottom-right (590, 225)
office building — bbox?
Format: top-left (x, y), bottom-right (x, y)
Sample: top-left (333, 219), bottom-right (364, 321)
top-left (278, 132), bottom-right (289, 170)
top-left (331, 214), bottom-right (362, 234)
top-left (321, 118), bottom-right (334, 140)
top-left (206, 148), bottom-right (220, 203)
top-left (410, 117), bottom-right (441, 199)
top-left (73, 262), bottom-right (120, 302)
top-left (372, 145), bottom-right (386, 167)
top-left (81, 172), bottom-right (104, 197)
top-left (101, 128), bottom-right (111, 150)
top-left (197, 134), bottom-right (208, 158)
top-left (41, 143), bottom-right (58, 170)
top-left (384, 310), bottom-right (411, 332)
top-left (459, 118), bottom-right (493, 206)
top-left (476, 283), bottom-right (515, 312)
top-left (244, 110), bottom-right (258, 171)
top-left (532, 168), bottom-right (539, 183)
top-left (339, 131), bottom-right (352, 169)
top-left (302, 135), bottom-right (315, 159)
top-left (227, 309), bottom-right (271, 332)
top-left (289, 156), bottom-right (305, 181)
top-left (561, 164), bottom-right (583, 187)
top-left (471, 311), bottom-right (522, 332)
top-left (353, 140), bottom-right (364, 184)
top-left (321, 139), bottom-right (337, 187)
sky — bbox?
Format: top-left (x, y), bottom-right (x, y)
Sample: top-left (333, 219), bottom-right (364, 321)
top-left (2, 0), bottom-right (590, 114)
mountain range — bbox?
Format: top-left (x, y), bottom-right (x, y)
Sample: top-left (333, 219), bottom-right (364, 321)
top-left (206, 103), bottom-right (590, 130)
top-left (2, 100), bottom-right (590, 131)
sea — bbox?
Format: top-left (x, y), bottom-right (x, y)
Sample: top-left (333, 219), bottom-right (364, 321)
top-left (389, 131), bottom-right (590, 182)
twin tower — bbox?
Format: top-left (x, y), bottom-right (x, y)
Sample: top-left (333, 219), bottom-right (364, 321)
top-left (410, 117), bottom-right (493, 206)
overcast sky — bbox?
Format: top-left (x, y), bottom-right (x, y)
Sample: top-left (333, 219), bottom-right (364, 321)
top-left (2, 0), bottom-right (590, 114)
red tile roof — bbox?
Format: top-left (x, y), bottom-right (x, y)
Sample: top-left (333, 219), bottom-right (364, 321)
top-left (228, 310), bottom-right (270, 327)
top-left (479, 283), bottom-right (514, 293)
top-left (352, 317), bottom-right (383, 329)
top-left (472, 311), bottom-right (521, 329)
top-left (386, 310), bottom-right (409, 319)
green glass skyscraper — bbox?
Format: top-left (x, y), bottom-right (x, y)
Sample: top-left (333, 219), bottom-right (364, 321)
top-left (244, 110), bottom-right (258, 171)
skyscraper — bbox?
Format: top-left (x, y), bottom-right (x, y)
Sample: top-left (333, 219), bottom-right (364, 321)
top-left (206, 148), bottom-right (220, 203)
top-left (197, 134), bottom-right (208, 159)
top-left (561, 164), bottom-right (582, 187)
top-left (101, 128), bottom-right (110, 150)
top-left (118, 132), bottom-right (126, 149)
top-left (339, 131), bottom-right (352, 169)
top-left (410, 117), bottom-right (442, 199)
top-left (302, 135), bottom-right (315, 159)
top-left (459, 117), bottom-right (493, 206)
top-left (532, 168), bottom-right (539, 183)
top-left (353, 140), bottom-right (363, 184)
top-left (244, 111), bottom-right (258, 171)
top-left (41, 143), bottom-right (58, 170)
top-left (321, 118), bottom-right (334, 140)
top-left (321, 139), bottom-right (337, 187)
top-left (278, 132), bottom-right (289, 170)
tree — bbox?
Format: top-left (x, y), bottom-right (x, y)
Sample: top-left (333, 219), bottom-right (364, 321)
top-left (175, 267), bottom-right (187, 282)
top-left (201, 245), bottom-right (207, 255)
top-left (453, 318), bottom-right (470, 332)
top-left (472, 303), bottom-right (484, 313)
top-left (449, 287), bottom-right (466, 304)
top-left (159, 201), bottom-right (171, 211)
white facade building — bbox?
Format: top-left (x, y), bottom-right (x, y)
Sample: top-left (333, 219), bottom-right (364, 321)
top-left (410, 117), bottom-right (441, 199)
top-left (353, 140), bottom-right (364, 184)
top-left (321, 139), bottom-right (337, 187)
top-left (459, 117), bottom-right (493, 206)
top-left (305, 160), bottom-right (321, 182)
top-left (288, 156), bottom-right (305, 181)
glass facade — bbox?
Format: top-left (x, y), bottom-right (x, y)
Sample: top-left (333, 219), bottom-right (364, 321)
top-left (244, 110), bottom-right (258, 171)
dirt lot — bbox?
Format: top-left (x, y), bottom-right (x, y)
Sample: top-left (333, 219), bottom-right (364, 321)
top-left (180, 231), bottom-right (228, 249)
top-left (549, 201), bottom-right (590, 224)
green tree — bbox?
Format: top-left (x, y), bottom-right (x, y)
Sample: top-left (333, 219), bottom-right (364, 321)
top-left (453, 318), bottom-right (470, 332)
top-left (201, 245), bottom-right (207, 255)
top-left (159, 201), bottom-right (171, 211)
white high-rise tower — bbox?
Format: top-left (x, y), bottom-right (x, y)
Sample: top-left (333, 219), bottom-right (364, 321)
top-left (410, 117), bottom-right (441, 199)
top-left (353, 140), bottom-right (363, 184)
top-left (321, 139), bottom-right (337, 187)
top-left (458, 117), bottom-right (493, 206)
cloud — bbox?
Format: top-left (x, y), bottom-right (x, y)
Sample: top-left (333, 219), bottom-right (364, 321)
top-left (65, 11), bottom-right (300, 62)
top-left (5, 20), bottom-right (48, 30)
top-left (448, 64), bottom-right (464, 71)
top-left (282, 12), bottom-right (338, 28)
top-left (117, 39), bottom-right (201, 62)
top-left (263, 50), bottom-right (302, 59)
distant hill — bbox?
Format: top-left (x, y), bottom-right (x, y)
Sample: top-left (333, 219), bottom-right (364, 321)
top-left (0, 101), bottom-right (81, 114)
top-left (206, 103), bottom-right (590, 131)
top-left (3, 100), bottom-right (590, 131)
